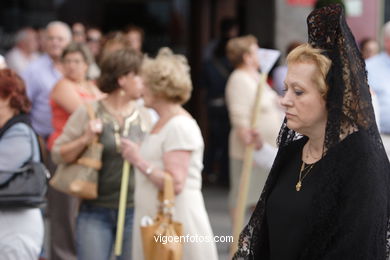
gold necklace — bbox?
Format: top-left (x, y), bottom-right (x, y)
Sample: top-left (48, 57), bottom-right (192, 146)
top-left (295, 162), bottom-right (315, 191)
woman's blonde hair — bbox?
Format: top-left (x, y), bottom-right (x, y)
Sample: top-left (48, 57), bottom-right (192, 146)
top-left (286, 43), bottom-right (332, 97)
top-left (226, 35), bottom-right (258, 67)
top-left (141, 47), bottom-right (192, 104)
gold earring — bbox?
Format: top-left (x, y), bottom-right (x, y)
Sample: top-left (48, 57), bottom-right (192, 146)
top-left (119, 89), bottom-right (125, 96)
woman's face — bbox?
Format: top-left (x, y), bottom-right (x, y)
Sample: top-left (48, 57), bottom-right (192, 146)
top-left (281, 62), bottom-right (328, 136)
top-left (119, 72), bottom-right (143, 101)
top-left (125, 31), bottom-right (142, 51)
top-left (141, 81), bottom-right (156, 108)
top-left (63, 52), bottom-right (88, 81)
top-left (244, 43), bottom-right (260, 70)
top-left (0, 96), bottom-right (9, 110)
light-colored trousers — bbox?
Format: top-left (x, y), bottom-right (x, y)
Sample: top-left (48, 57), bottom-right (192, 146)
top-left (0, 208), bottom-right (44, 260)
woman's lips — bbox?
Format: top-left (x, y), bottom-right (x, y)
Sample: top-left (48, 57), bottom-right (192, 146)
top-left (285, 112), bottom-right (295, 118)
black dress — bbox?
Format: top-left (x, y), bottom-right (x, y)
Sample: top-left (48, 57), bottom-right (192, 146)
top-left (266, 139), bottom-right (321, 260)
top-left (234, 131), bottom-right (390, 260)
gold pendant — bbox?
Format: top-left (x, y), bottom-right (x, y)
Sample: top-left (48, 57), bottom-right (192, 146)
top-left (296, 181), bottom-right (302, 191)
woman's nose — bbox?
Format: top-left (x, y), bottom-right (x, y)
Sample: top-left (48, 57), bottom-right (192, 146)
top-left (280, 92), bottom-right (293, 108)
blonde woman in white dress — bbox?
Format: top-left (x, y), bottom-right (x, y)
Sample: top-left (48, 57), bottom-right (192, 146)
top-left (121, 47), bottom-right (218, 260)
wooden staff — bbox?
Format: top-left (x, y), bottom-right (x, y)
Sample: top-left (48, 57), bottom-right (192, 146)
top-left (230, 73), bottom-right (267, 256)
top-left (115, 161), bottom-right (130, 256)
top-left (114, 116), bottom-right (134, 256)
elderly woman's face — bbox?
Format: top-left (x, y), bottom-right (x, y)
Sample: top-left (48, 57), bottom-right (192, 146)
top-left (141, 81), bottom-right (155, 108)
top-left (281, 62), bottom-right (327, 135)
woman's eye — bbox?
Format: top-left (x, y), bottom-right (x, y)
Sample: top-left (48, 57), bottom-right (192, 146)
top-left (295, 90), bottom-right (303, 96)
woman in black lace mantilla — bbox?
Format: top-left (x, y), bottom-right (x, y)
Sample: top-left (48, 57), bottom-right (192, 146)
top-left (233, 4), bottom-right (390, 260)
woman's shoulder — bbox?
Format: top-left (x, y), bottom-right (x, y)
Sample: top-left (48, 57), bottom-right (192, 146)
top-left (170, 115), bottom-right (198, 128)
top-left (226, 70), bottom-right (257, 93)
top-left (0, 123), bottom-right (34, 146)
top-left (3, 122), bottom-right (31, 136)
top-left (52, 78), bottom-right (74, 92)
top-left (228, 69), bottom-right (252, 82)
top-left (340, 130), bottom-right (387, 164)
top-left (162, 115), bottom-right (203, 151)
top-left (69, 100), bottom-right (99, 121)
top-left (82, 100), bottom-right (101, 111)
top-left (323, 131), bottom-right (387, 178)
top-left (336, 130), bottom-right (372, 153)
top-left (163, 115), bottom-right (201, 138)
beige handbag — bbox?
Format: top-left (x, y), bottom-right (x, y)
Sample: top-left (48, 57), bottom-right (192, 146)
top-left (141, 174), bottom-right (183, 260)
top-left (49, 104), bottom-right (103, 199)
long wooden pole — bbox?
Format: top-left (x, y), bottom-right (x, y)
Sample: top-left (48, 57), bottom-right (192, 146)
top-left (230, 73), bottom-right (267, 256)
top-left (115, 161), bottom-right (130, 256)
top-left (114, 111), bottom-right (141, 255)
top-left (115, 118), bottom-right (133, 256)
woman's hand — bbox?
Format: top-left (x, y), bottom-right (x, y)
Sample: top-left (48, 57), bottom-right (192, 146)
top-left (238, 127), bottom-right (253, 145)
top-left (238, 127), bottom-right (263, 149)
top-left (121, 138), bottom-right (141, 164)
top-left (251, 129), bottom-right (264, 150)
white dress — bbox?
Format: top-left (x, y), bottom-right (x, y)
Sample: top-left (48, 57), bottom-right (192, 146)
top-left (132, 115), bottom-right (218, 260)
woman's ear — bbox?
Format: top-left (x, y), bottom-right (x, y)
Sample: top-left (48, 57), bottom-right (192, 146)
top-left (242, 52), bottom-right (250, 65)
top-left (117, 75), bottom-right (125, 88)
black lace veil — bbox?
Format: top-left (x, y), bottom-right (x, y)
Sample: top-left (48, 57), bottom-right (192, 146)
top-left (233, 4), bottom-right (390, 259)
top-left (278, 4), bottom-right (381, 151)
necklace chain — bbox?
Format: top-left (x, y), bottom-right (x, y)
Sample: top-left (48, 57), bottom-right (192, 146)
top-left (295, 162), bottom-right (315, 192)
top-left (297, 141), bottom-right (324, 191)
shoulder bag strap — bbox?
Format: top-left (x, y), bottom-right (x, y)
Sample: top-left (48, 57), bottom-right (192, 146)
top-left (86, 102), bottom-right (96, 121)
top-left (0, 114), bottom-right (30, 139)
top-left (85, 102), bottom-right (99, 144)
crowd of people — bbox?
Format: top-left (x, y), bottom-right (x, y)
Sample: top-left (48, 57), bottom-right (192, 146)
top-left (0, 3), bottom-right (390, 260)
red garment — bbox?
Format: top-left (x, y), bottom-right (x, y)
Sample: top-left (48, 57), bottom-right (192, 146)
top-left (47, 87), bottom-right (97, 150)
